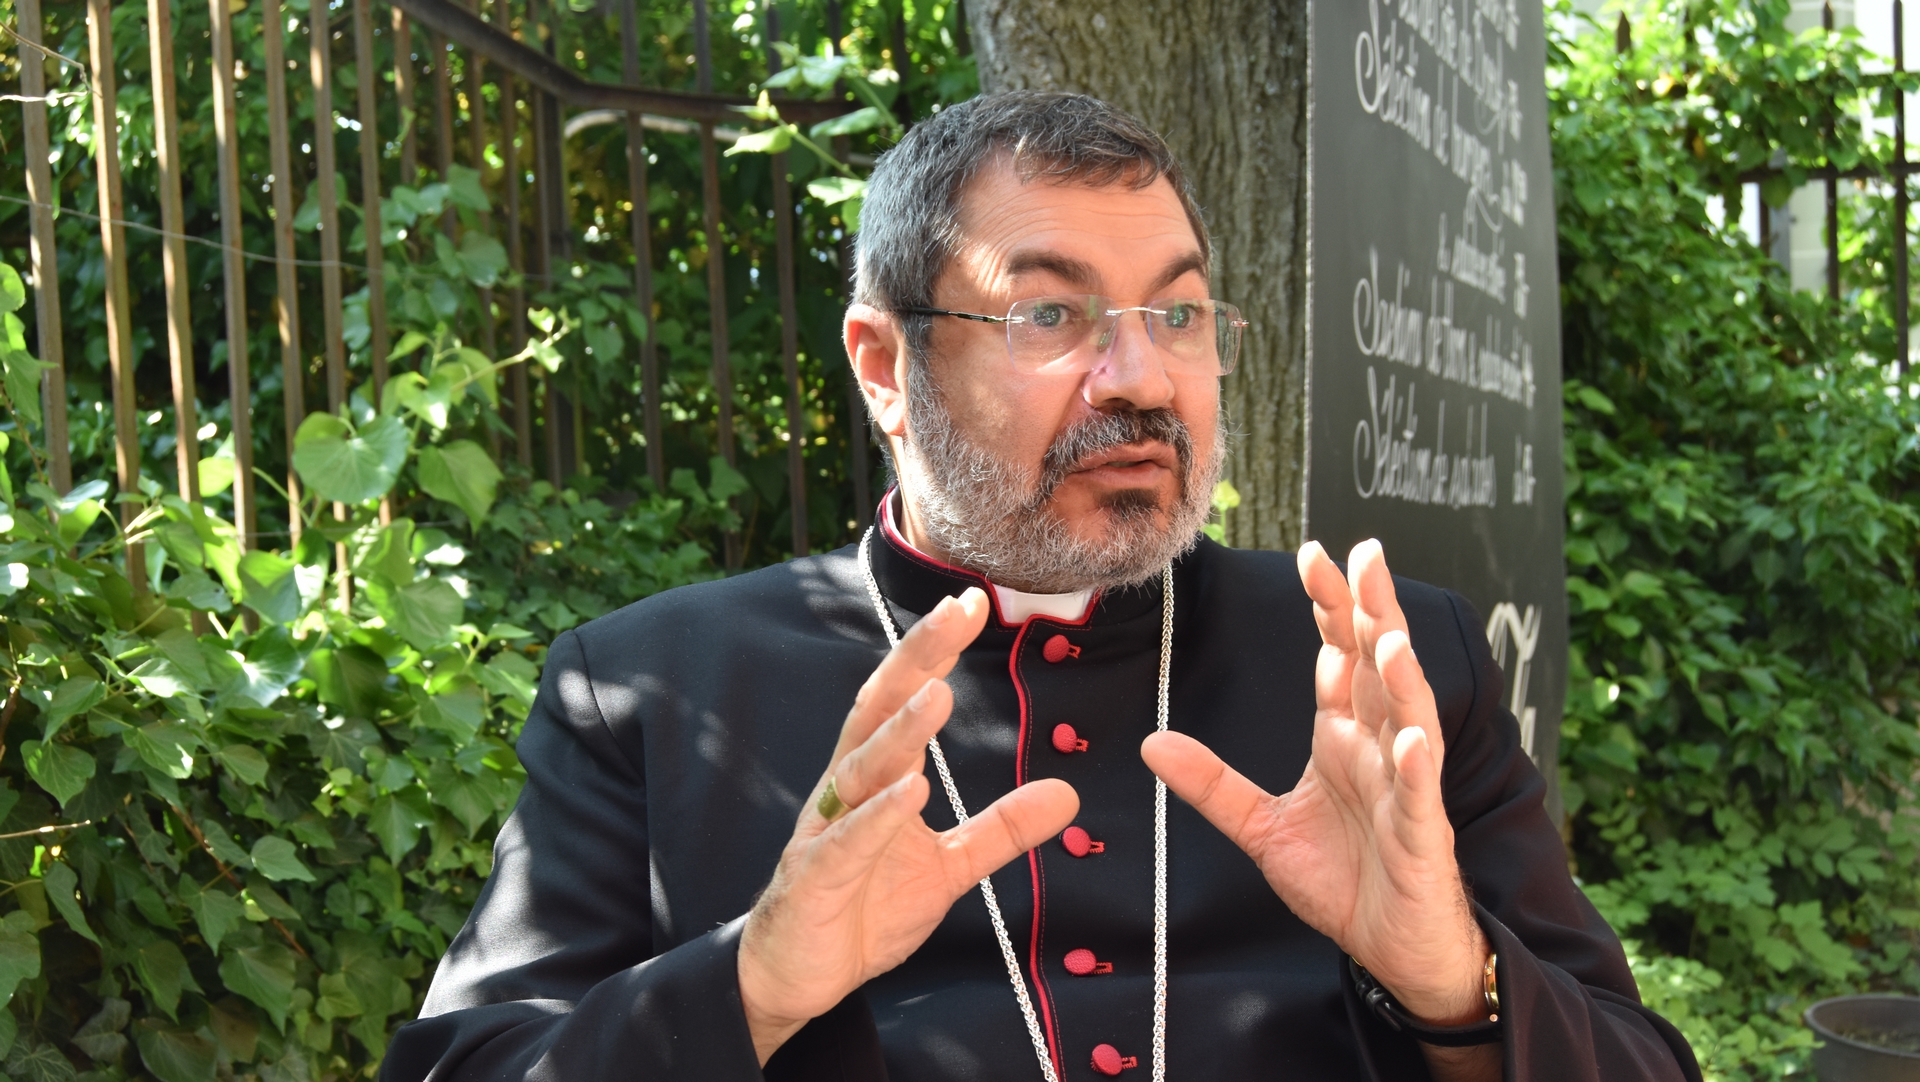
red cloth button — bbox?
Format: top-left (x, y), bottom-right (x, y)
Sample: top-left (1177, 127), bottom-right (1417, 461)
top-left (1063, 949), bottom-right (1113, 976)
top-left (1051, 723), bottom-right (1088, 754)
top-left (1061, 826), bottom-right (1105, 857)
top-left (1042, 634), bottom-right (1081, 663)
top-left (1091, 1044), bottom-right (1137, 1075)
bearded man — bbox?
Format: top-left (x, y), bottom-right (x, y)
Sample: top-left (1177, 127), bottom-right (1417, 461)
top-left (382, 92), bottom-right (1698, 1082)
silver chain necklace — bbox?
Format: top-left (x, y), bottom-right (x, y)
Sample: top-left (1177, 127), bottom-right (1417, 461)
top-left (859, 529), bottom-right (1174, 1082)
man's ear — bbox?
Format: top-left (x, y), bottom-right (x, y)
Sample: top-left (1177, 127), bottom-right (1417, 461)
top-left (845, 303), bottom-right (910, 440)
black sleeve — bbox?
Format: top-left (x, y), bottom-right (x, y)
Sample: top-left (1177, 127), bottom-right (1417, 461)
top-left (378, 630), bottom-right (765, 1082)
top-left (1369, 590), bottom-right (1702, 1082)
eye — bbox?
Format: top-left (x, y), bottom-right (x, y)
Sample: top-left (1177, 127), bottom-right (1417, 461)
top-left (1163, 303), bottom-right (1197, 330)
top-left (1029, 303), bottom-right (1068, 329)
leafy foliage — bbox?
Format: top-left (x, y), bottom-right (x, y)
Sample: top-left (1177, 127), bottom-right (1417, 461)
top-left (0, 255), bottom-right (740, 1080)
top-left (1550, 4), bottom-right (1920, 1077)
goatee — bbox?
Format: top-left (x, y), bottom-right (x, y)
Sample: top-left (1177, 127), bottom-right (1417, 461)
top-left (902, 362), bottom-right (1223, 594)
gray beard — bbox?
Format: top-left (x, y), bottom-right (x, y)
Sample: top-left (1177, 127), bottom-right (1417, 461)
top-left (901, 360), bottom-right (1224, 595)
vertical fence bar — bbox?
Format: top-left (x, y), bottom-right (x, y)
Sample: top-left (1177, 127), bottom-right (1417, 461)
top-left (1825, 1), bottom-right (1840, 301)
top-left (497, 0), bottom-right (532, 467)
top-left (433, 30), bottom-right (457, 234)
top-left (463, 13), bottom-right (500, 405)
top-left (766, 10), bottom-right (807, 556)
top-left (693, 0), bottom-right (740, 567)
top-left (827, 0), bottom-right (870, 532)
top-left (16, 0), bottom-right (69, 493)
top-left (264, 0), bottom-right (306, 543)
top-left (530, 82), bottom-right (558, 483)
top-left (211, 0), bottom-right (256, 550)
top-left (353, 0), bottom-right (390, 398)
top-left (1898, 0), bottom-right (1910, 374)
top-left (149, 0), bottom-right (202, 504)
top-left (620, 0), bottom-right (663, 490)
top-left (86, 0), bottom-right (144, 586)
top-left (313, 5), bottom-right (349, 414)
top-left (394, 8), bottom-right (420, 184)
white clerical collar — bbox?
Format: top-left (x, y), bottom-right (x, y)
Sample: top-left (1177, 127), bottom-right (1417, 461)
top-left (882, 494), bottom-right (1096, 625)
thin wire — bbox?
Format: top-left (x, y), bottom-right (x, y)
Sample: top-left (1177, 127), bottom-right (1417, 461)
top-left (860, 530), bottom-right (1061, 1082)
top-left (859, 529), bottom-right (1177, 1081)
top-left (0, 194), bottom-right (373, 271)
top-left (0, 20), bottom-right (90, 75)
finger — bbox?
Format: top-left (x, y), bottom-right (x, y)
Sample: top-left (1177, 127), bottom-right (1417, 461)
top-left (1375, 629), bottom-right (1443, 759)
top-left (1386, 725), bottom-right (1449, 860)
top-left (835, 588), bottom-right (990, 761)
top-left (1299, 542), bottom-right (1359, 718)
top-left (1298, 541), bottom-right (1359, 653)
top-left (1347, 539), bottom-right (1411, 667)
top-left (1139, 731), bottom-right (1280, 859)
top-left (819, 677), bottom-right (952, 815)
top-left (798, 772), bottom-right (932, 894)
top-left (940, 779), bottom-right (1079, 891)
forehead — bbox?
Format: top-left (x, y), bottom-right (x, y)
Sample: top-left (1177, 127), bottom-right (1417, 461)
top-left (948, 157), bottom-right (1205, 294)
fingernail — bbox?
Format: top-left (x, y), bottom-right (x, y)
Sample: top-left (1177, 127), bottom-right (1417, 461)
top-left (924, 597), bottom-right (953, 628)
top-left (908, 681), bottom-right (932, 711)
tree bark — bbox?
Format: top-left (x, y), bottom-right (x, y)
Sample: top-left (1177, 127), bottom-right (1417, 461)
top-left (967, 0), bottom-right (1309, 551)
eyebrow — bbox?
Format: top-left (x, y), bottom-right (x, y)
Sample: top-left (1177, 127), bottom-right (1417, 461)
top-left (1003, 249), bottom-right (1210, 295)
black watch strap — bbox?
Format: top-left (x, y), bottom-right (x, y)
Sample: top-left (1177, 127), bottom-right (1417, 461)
top-left (1348, 957), bottom-right (1504, 1048)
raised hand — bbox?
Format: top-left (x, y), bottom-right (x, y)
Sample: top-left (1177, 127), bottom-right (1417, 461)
top-left (1141, 540), bottom-right (1489, 1028)
top-left (737, 588), bottom-right (1079, 1064)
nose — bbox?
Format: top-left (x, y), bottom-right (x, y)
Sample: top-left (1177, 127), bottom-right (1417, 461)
top-left (1083, 309), bottom-right (1175, 412)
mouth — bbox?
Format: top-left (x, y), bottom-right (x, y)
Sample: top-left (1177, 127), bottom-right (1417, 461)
top-left (1068, 442), bottom-right (1180, 478)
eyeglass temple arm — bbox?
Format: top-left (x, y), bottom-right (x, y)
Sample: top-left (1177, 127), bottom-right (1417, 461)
top-left (896, 306), bottom-right (1010, 325)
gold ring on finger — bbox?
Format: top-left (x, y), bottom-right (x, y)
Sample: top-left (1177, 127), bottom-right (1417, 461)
top-left (816, 776), bottom-right (849, 821)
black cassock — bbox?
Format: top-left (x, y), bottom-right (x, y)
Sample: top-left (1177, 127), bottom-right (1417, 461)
top-left (381, 516), bottom-right (1699, 1082)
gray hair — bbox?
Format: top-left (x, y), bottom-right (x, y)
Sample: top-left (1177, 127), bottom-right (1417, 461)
top-left (853, 91), bottom-right (1211, 358)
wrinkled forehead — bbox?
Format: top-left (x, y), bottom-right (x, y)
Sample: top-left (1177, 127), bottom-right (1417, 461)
top-left (947, 155), bottom-right (1210, 297)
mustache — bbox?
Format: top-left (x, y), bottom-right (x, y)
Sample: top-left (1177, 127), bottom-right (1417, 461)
top-left (1034, 407), bottom-right (1193, 502)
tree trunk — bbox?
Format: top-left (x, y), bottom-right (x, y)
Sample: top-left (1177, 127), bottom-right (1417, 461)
top-left (968, 0), bottom-right (1309, 552)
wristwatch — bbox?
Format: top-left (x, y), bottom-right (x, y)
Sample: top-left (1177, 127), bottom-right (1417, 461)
top-left (1348, 954), bottom-right (1504, 1048)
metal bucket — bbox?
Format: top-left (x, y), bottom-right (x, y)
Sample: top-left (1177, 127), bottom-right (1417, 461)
top-left (1805, 996), bottom-right (1920, 1082)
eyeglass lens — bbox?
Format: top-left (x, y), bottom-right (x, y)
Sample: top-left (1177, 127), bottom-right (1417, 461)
top-left (1009, 295), bottom-right (1244, 377)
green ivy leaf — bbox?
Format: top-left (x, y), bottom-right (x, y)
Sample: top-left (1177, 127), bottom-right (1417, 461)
top-left (133, 1017), bottom-right (217, 1082)
top-left (307, 645), bottom-right (390, 719)
top-left (135, 939), bottom-right (202, 1019)
top-left (237, 550), bottom-right (303, 624)
top-left (125, 720), bottom-right (198, 779)
top-left (20, 739), bottom-right (94, 806)
top-left (215, 745), bottom-right (272, 787)
top-left (69, 997), bottom-right (129, 1063)
top-left (292, 413), bottom-right (411, 505)
top-left (418, 441), bottom-right (502, 530)
top-left (218, 945), bottom-right (296, 1031)
top-left (249, 836), bottom-right (315, 883)
top-left (190, 889), bottom-right (247, 953)
top-left (381, 579), bottom-right (465, 652)
top-left (809, 105), bottom-right (888, 139)
top-left (726, 124), bottom-right (794, 156)
top-left (42, 861), bottom-right (98, 945)
top-left (367, 788), bottom-right (435, 861)
top-left (0, 912), bottom-right (38, 1010)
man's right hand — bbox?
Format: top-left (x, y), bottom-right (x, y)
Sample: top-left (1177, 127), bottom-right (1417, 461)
top-left (737, 588), bottom-right (1079, 1065)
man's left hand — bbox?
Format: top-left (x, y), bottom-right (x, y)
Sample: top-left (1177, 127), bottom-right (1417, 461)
top-left (1141, 539), bottom-right (1490, 1029)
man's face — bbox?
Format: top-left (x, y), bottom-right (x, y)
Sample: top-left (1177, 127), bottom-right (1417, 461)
top-left (853, 157), bottom-right (1224, 593)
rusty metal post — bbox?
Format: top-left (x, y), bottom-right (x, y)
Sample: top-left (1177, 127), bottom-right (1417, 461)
top-left (464, 16), bottom-right (500, 403)
top-left (498, 0), bottom-right (532, 466)
top-left (1898, 0), bottom-right (1910, 373)
top-left (312, 4), bottom-right (349, 414)
top-left (354, 0), bottom-right (390, 398)
top-left (693, 0), bottom-right (740, 566)
top-left (16, 0), bottom-right (69, 493)
top-left (394, 7), bottom-right (420, 184)
top-left (211, 0), bottom-right (256, 547)
top-left (149, 0), bottom-right (202, 503)
top-left (1825, 2), bottom-right (1841, 302)
top-left (86, 0), bottom-right (144, 586)
top-left (827, 0), bottom-right (870, 532)
top-left (621, 0), bottom-right (663, 490)
top-left (767, 9), bottom-right (807, 556)
top-left (264, 0), bottom-right (306, 543)
top-left (433, 30), bottom-right (458, 234)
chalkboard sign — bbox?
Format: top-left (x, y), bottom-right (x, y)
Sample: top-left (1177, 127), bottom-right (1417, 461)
top-left (1304, 0), bottom-right (1567, 787)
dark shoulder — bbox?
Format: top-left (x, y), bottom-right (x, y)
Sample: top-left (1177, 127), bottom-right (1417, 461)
top-left (1185, 538), bottom-right (1489, 724)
